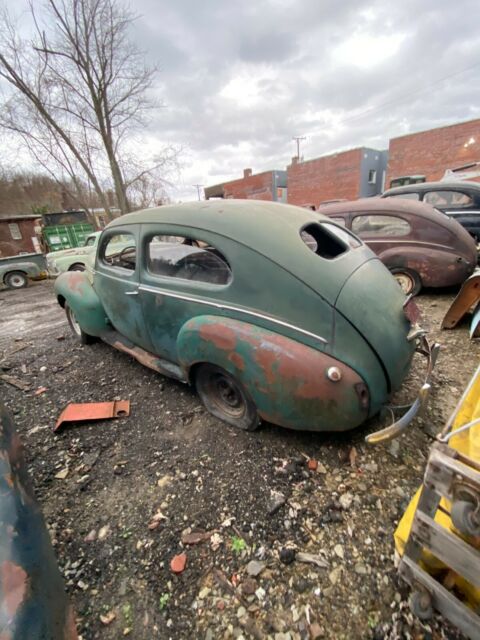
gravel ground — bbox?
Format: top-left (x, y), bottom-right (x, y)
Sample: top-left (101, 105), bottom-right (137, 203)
top-left (0, 279), bottom-right (478, 640)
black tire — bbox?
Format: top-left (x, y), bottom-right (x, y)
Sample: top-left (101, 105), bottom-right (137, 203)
top-left (451, 499), bottom-right (480, 536)
top-left (69, 263), bottom-right (86, 272)
top-left (65, 303), bottom-right (94, 345)
top-left (409, 591), bottom-right (433, 621)
top-left (390, 267), bottom-right (421, 296)
top-left (195, 363), bottom-right (259, 431)
top-left (4, 271), bottom-right (28, 289)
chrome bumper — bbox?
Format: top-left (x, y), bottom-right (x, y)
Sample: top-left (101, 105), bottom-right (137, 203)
top-left (365, 336), bottom-right (441, 444)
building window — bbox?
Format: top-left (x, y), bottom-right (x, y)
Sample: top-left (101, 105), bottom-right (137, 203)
top-left (368, 170), bottom-right (377, 184)
top-left (8, 223), bottom-right (22, 240)
top-left (352, 214), bottom-right (411, 237)
top-left (147, 235), bottom-right (232, 285)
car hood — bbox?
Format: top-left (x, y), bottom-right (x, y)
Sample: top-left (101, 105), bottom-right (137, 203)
top-left (335, 257), bottom-right (415, 392)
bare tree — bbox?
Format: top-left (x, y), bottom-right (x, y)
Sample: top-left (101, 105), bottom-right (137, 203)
top-left (0, 0), bottom-right (177, 214)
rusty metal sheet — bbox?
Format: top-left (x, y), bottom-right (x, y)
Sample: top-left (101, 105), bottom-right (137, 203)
top-left (441, 273), bottom-right (480, 330)
top-left (54, 400), bottom-right (130, 432)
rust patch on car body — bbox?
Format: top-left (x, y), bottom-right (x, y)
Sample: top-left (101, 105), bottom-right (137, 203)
top-left (1, 561), bottom-right (28, 618)
top-left (199, 323), bottom-right (237, 351)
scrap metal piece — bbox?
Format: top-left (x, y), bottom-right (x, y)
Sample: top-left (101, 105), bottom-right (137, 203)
top-left (441, 272), bottom-right (480, 330)
top-left (470, 301), bottom-right (480, 339)
top-left (54, 400), bottom-right (130, 432)
top-left (0, 373), bottom-right (31, 391)
top-left (365, 337), bottom-right (440, 444)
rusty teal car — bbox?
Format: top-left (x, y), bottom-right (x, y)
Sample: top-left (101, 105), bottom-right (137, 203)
top-left (54, 200), bottom-right (437, 440)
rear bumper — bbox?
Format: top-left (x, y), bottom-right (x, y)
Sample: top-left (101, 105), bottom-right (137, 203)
top-left (365, 336), bottom-right (440, 444)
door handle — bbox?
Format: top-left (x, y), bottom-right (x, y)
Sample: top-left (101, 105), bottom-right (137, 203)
top-left (125, 290), bottom-right (139, 296)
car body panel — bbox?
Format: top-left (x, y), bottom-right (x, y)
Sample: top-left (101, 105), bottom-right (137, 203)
top-left (0, 405), bottom-right (77, 640)
top-left (320, 198), bottom-right (477, 289)
top-left (177, 315), bottom-right (369, 431)
top-left (55, 200), bottom-right (421, 433)
top-left (55, 270), bottom-right (110, 336)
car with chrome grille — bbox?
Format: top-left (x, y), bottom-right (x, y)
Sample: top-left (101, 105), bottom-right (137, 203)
top-left (54, 200), bottom-right (437, 441)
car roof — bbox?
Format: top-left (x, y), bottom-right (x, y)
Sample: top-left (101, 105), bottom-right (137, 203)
top-left (106, 199), bottom-right (374, 304)
top-left (319, 197), bottom-right (450, 225)
top-left (383, 180), bottom-right (480, 196)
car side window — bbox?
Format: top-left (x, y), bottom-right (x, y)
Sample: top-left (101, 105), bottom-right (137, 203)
top-left (424, 190), bottom-right (472, 208)
top-left (147, 235), bottom-right (232, 285)
top-left (351, 215), bottom-right (411, 237)
top-left (329, 216), bottom-right (346, 226)
top-left (101, 232), bottom-right (136, 270)
top-left (85, 236), bottom-right (96, 247)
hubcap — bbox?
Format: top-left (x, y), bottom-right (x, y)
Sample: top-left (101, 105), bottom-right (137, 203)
top-left (9, 274), bottom-right (25, 288)
top-left (394, 273), bottom-right (413, 294)
top-left (209, 373), bottom-right (245, 418)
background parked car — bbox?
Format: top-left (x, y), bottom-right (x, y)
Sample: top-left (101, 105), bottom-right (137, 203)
top-left (382, 180), bottom-right (480, 242)
top-left (319, 198), bottom-right (477, 295)
top-left (46, 231), bottom-right (131, 276)
top-left (0, 252), bottom-right (47, 289)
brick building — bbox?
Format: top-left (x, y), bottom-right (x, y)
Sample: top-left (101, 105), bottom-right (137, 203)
top-left (204, 168), bottom-right (287, 202)
top-left (286, 147), bottom-right (388, 206)
top-left (0, 214), bottom-right (42, 258)
top-left (386, 118), bottom-right (480, 186)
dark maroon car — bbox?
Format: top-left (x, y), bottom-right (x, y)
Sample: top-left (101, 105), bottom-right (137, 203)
top-left (319, 198), bottom-right (477, 295)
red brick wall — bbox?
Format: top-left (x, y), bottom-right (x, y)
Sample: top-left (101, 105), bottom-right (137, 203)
top-left (223, 171), bottom-right (273, 200)
top-left (287, 148), bottom-right (362, 206)
top-left (0, 218), bottom-right (41, 258)
top-left (387, 119), bottom-right (480, 185)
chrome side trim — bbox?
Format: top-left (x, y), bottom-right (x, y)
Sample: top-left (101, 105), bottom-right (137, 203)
top-left (139, 284), bottom-right (328, 345)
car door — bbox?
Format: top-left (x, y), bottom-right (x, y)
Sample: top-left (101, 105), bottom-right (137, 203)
top-left (93, 226), bottom-right (153, 351)
top-left (139, 225), bottom-right (233, 363)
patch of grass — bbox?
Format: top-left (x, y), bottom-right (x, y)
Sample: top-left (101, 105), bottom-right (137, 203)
top-left (231, 536), bottom-right (246, 553)
top-left (122, 602), bottom-right (133, 625)
top-left (159, 593), bottom-right (170, 610)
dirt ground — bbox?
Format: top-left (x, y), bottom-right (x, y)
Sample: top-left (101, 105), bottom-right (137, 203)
top-left (0, 279), bottom-right (478, 640)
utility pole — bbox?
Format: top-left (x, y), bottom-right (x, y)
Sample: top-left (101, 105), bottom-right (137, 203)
top-left (292, 136), bottom-right (306, 161)
top-left (192, 184), bottom-right (204, 201)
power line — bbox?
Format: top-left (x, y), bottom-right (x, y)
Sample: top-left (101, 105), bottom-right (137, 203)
top-left (313, 60), bottom-right (480, 133)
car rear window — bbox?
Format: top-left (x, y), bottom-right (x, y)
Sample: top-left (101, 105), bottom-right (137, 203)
top-left (322, 222), bottom-right (361, 248)
top-left (300, 223), bottom-right (348, 258)
top-left (424, 190), bottom-right (473, 208)
top-left (386, 192), bottom-right (420, 201)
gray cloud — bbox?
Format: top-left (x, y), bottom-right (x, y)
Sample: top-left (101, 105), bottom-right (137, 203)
top-left (3, 0), bottom-right (480, 199)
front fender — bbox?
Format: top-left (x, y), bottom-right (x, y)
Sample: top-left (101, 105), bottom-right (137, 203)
top-left (177, 315), bottom-right (369, 432)
top-left (54, 271), bottom-right (109, 337)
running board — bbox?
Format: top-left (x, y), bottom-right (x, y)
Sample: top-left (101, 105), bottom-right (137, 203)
top-left (101, 330), bottom-right (187, 382)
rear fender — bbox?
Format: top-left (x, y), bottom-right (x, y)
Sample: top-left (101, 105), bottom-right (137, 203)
top-left (177, 315), bottom-right (369, 432)
top-left (54, 271), bottom-right (109, 337)
top-left (379, 246), bottom-right (474, 288)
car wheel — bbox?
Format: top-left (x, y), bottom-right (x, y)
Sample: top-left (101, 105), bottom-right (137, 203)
top-left (390, 268), bottom-right (421, 296)
top-left (409, 590), bottom-right (433, 621)
top-left (69, 263), bottom-right (86, 272)
top-left (195, 363), bottom-right (260, 431)
top-left (4, 271), bottom-right (28, 289)
top-left (65, 303), bottom-right (94, 345)
top-left (451, 499), bottom-right (480, 537)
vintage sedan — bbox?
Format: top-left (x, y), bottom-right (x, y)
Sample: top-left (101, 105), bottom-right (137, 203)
top-left (319, 198), bottom-right (477, 295)
top-left (382, 180), bottom-right (480, 242)
top-left (55, 200), bottom-right (437, 439)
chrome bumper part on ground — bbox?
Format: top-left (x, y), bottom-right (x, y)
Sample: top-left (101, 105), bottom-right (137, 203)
top-left (365, 336), bottom-right (441, 444)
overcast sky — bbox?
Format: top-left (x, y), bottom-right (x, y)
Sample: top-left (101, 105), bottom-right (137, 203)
top-left (4, 0), bottom-right (480, 200)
